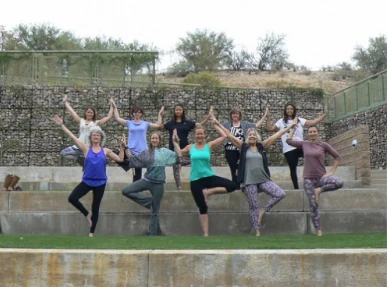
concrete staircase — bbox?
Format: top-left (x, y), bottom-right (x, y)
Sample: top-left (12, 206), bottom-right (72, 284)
top-left (370, 169), bottom-right (387, 189)
top-left (0, 166), bottom-right (386, 236)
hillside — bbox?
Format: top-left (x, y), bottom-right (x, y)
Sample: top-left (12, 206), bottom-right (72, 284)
top-left (157, 70), bottom-right (356, 94)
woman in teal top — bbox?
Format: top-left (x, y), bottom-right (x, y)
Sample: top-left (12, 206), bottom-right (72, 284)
top-left (179, 123), bottom-right (236, 237)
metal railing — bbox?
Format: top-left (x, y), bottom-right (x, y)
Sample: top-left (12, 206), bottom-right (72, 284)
top-left (326, 70), bottom-right (387, 122)
top-left (0, 50), bottom-right (158, 86)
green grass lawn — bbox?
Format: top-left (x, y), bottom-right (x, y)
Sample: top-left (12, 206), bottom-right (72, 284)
top-left (0, 233), bottom-right (385, 250)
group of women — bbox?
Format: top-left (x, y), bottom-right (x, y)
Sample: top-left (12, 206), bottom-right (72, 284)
top-left (55, 94), bottom-right (343, 238)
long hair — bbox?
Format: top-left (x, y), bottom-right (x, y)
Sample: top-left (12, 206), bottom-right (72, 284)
top-left (283, 103), bottom-right (297, 123)
top-left (245, 128), bottom-right (262, 144)
top-left (173, 104), bottom-right (186, 122)
top-left (148, 131), bottom-right (162, 152)
top-left (84, 107), bottom-right (97, 122)
top-left (88, 126), bottom-right (106, 146)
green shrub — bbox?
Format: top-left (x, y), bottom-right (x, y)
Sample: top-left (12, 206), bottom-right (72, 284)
top-left (183, 71), bottom-right (221, 86)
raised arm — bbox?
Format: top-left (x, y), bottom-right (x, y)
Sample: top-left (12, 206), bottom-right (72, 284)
top-left (172, 129), bottom-right (182, 158)
top-left (120, 134), bottom-right (132, 159)
top-left (208, 119), bottom-right (227, 150)
top-left (255, 107), bottom-right (269, 128)
top-left (263, 117), bottom-right (297, 149)
top-left (111, 99), bottom-right (127, 127)
top-left (53, 115), bottom-right (88, 154)
top-left (149, 106), bottom-right (164, 129)
top-left (265, 108), bottom-right (279, 132)
top-left (196, 106), bottom-right (213, 127)
top-left (213, 116), bottom-right (243, 150)
top-left (105, 146), bottom-right (124, 163)
top-left (63, 94), bottom-right (81, 124)
top-left (285, 120), bottom-right (303, 148)
top-left (305, 111), bottom-right (328, 126)
top-left (95, 100), bottom-right (114, 126)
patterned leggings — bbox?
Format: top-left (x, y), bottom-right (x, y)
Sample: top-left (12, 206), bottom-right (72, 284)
top-left (242, 181), bottom-right (286, 231)
top-left (304, 176), bottom-right (344, 231)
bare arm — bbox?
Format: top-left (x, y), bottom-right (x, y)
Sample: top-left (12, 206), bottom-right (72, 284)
top-left (172, 129), bottom-right (182, 158)
top-left (255, 107), bottom-right (269, 128)
top-left (52, 115), bottom-right (88, 154)
top-left (213, 117), bottom-right (243, 150)
top-left (149, 106), bottom-right (165, 129)
top-left (208, 121), bottom-right (227, 150)
top-left (63, 94), bottom-right (81, 124)
top-left (111, 100), bottom-right (127, 126)
top-left (196, 106), bottom-right (213, 127)
top-left (120, 134), bottom-right (132, 159)
top-left (96, 101), bottom-right (114, 126)
top-left (265, 107), bottom-right (279, 132)
top-left (105, 147), bottom-right (124, 163)
top-left (180, 144), bottom-right (191, 158)
top-left (263, 117), bottom-right (297, 149)
top-left (305, 111), bottom-right (328, 126)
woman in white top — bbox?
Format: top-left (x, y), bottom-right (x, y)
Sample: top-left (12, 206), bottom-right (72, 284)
top-left (266, 103), bottom-right (327, 189)
top-left (60, 94), bottom-right (113, 163)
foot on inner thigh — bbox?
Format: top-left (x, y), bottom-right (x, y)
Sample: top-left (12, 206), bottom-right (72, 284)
top-left (258, 208), bottom-right (266, 226)
top-left (314, 188), bottom-right (322, 205)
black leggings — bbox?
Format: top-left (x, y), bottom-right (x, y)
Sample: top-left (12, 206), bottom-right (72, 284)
top-left (225, 150), bottom-right (240, 186)
top-left (190, 175), bottom-right (236, 214)
top-left (68, 181), bottom-right (106, 234)
top-left (133, 168), bottom-right (142, 182)
top-left (284, 148), bottom-right (304, 189)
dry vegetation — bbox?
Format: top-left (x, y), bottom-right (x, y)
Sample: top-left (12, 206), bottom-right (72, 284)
top-left (157, 70), bottom-right (356, 94)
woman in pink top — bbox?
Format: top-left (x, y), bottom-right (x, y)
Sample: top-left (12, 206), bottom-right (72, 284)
top-left (286, 122), bottom-right (343, 236)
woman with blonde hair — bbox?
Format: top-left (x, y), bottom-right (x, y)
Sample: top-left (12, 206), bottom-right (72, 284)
top-left (213, 116), bottom-right (297, 236)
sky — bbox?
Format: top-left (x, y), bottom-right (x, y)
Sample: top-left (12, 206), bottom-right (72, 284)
top-left (1, 0), bottom-right (386, 72)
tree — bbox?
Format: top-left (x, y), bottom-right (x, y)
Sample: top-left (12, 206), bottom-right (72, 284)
top-left (254, 32), bottom-right (289, 71)
top-left (226, 48), bottom-right (253, 70)
top-left (4, 23), bottom-right (81, 50)
top-left (352, 35), bottom-right (387, 74)
top-left (176, 29), bottom-right (234, 72)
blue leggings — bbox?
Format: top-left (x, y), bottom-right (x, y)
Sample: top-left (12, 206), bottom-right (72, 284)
top-left (304, 176), bottom-right (344, 231)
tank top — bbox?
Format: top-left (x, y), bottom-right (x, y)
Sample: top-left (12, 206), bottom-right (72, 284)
top-left (82, 147), bottom-right (107, 186)
top-left (189, 144), bottom-right (215, 181)
top-left (79, 119), bottom-right (97, 144)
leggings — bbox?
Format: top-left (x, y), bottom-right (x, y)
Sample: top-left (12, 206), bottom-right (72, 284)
top-left (122, 179), bottom-right (165, 235)
top-left (60, 145), bottom-right (82, 159)
top-left (284, 148), bottom-right (304, 189)
top-left (133, 168), bottom-right (142, 182)
top-left (304, 176), bottom-right (344, 231)
top-left (172, 157), bottom-right (191, 189)
top-left (190, 175), bottom-right (236, 214)
top-left (225, 150), bottom-right (240, 186)
top-left (243, 182), bottom-right (286, 231)
top-left (68, 181), bottom-right (106, 234)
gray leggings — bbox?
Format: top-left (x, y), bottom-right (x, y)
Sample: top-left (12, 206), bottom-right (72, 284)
top-left (122, 179), bottom-right (165, 235)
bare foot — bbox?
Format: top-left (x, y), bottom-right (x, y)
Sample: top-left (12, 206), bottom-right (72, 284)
top-left (203, 188), bottom-right (209, 204)
top-left (203, 233), bottom-right (209, 237)
top-left (317, 230), bottom-right (323, 236)
top-left (314, 188), bottom-right (322, 205)
top-left (89, 233), bottom-right (94, 237)
top-left (258, 208), bottom-right (266, 226)
top-left (86, 212), bottom-right (92, 227)
top-left (255, 230), bottom-right (261, 237)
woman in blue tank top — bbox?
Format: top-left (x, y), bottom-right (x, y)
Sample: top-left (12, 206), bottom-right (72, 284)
top-left (53, 115), bottom-right (125, 237)
top-left (177, 119), bottom-right (236, 237)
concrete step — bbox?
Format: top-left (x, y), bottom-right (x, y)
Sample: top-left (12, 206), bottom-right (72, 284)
top-left (1, 189), bottom-right (386, 213)
top-left (1, 210), bottom-right (385, 236)
top-left (370, 179), bottom-right (387, 184)
top-left (13, 179), bottom-right (364, 192)
top-left (0, 166), bottom-right (358, 183)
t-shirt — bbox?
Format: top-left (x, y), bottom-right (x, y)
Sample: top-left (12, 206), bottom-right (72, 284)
top-left (126, 120), bottom-right (150, 155)
top-left (225, 125), bottom-right (244, 151)
top-left (164, 120), bottom-right (196, 150)
top-left (275, 118), bottom-right (307, 153)
top-left (242, 149), bottom-right (271, 186)
top-left (287, 140), bottom-right (340, 178)
top-left (144, 148), bottom-right (180, 183)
